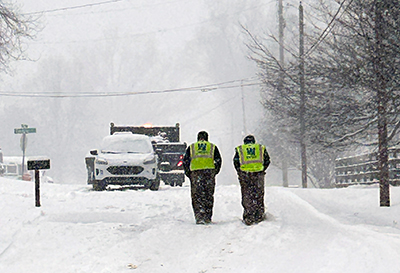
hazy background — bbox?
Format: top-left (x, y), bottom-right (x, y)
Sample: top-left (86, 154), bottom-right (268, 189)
top-left (0, 0), bottom-right (280, 184)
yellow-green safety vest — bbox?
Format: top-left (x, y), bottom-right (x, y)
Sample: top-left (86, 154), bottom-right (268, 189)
top-left (190, 140), bottom-right (216, 171)
top-left (236, 143), bottom-right (265, 172)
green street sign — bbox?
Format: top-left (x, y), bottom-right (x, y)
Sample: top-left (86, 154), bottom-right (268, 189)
top-left (14, 126), bottom-right (36, 134)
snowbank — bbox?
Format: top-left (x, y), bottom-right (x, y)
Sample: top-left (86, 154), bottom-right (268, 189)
top-left (1, 177), bottom-right (400, 272)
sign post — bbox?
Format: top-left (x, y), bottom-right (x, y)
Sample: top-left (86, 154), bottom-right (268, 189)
top-left (28, 158), bottom-right (50, 207)
top-left (14, 124), bottom-right (36, 178)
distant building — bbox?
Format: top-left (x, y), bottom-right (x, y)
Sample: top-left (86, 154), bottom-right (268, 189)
top-left (2, 156), bottom-right (28, 179)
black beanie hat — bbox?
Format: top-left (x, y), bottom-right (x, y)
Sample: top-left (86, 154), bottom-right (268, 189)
top-left (197, 131), bottom-right (209, 141)
top-left (244, 135), bottom-right (255, 144)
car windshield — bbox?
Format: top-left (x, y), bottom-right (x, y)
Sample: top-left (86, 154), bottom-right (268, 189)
top-left (101, 136), bottom-right (153, 154)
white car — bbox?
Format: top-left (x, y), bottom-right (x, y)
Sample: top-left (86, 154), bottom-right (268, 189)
top-left (86, 133), bottom-right (160, 191)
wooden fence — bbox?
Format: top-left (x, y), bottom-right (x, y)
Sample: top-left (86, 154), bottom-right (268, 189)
top-left (335, 147), bottom-right (400, 187)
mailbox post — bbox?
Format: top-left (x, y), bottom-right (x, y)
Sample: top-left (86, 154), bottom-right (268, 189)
top-left (27, 158), bottom-right (50, 207)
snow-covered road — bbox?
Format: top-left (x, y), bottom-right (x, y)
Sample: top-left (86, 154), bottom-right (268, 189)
top-left (1, 177), bottom-right (400, 273)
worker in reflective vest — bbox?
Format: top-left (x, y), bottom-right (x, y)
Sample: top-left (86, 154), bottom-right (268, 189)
top-left (183, 131), bottom-right (222, 224)
top-left (233, 135), bottom-right (270, 225)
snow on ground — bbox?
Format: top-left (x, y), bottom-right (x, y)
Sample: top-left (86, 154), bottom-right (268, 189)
top-left (1, 176), bottom-right (400, 273)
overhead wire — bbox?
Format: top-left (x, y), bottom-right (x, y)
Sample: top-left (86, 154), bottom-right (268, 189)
top-left (0, 77), bottom-right (262, 98)
top-left (24, 0), bottom-right (272, 17)
top-left (15, 1), bottom-right (278, 99)
top-left (42, 0), bottom-right (195, 17)
top-left (15, 1), bottom-right (349, 98)
top-left (181, 96), bottom-right (238, 124)
top-left (23, 0), bottom-right (123, 15)
top-left (11, 2), bottom-right (267, 99)
top-left (21, 0), bottom-right (347, 67)
top-left (304, 0), bottom-right (353, 57)
top-left (29, 2), bottom-right (273, 45)
top-left (259, 0), bottom-right (352, 73)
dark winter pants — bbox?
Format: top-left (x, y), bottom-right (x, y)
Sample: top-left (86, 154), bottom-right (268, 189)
top-left (190, 170), bottom-right (216, 224)
top-left (238, 171), bottom-right (265, 225)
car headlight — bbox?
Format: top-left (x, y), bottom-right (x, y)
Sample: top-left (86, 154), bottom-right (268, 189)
top-left (143, 155), bottom-right (156, 165)
top-left (96, 158), bottom-right (108, 165)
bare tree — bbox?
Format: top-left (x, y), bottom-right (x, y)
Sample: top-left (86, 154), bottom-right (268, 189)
top-left (245, 0), bottom-right (400, 192)
top-left (306, 0), bottom-right (400, 204)
top-left (243, 11), bottom-right (338, 188)
top-left (0, 2), bottom-right (37, 73)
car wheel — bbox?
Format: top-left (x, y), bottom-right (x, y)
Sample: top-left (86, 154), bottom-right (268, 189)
top-left (172, 174), bottom-right (184, 187)
top-left (93, 180), bottom-right (106, 191)
top-left (169, 177), bottom-right (176, 187)
top-left (150, 174), bottom-right (160, 191)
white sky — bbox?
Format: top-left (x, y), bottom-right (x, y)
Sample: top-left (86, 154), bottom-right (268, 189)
top-left (0, 0), bottom-right (275, 183)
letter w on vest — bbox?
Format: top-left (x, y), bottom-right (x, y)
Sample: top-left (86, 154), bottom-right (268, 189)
top-left (246, 147), bottom-right (256, 158)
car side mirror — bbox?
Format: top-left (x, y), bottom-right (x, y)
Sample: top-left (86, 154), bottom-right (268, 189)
top-left (155, 148), bottom-right (163, 155)
top-left (90, 150), bottom-right (98, 156)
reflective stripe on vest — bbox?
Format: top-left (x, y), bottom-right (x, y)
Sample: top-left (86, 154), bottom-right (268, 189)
top-left (190, 141), bottom-right (216, 171)
top-left (236, 144), bottom-right (264, 172)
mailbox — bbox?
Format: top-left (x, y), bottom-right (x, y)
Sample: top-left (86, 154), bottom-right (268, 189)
top-left (27, 158), bottom-right (50, 207)
top-left (28, 159), bottom-right (50, 170)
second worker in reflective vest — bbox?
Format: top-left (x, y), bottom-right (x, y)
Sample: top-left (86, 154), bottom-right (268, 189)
top-left (233, 135), bottom-right (270, 225)
top-left (183, 131), bottom-right (222, 224)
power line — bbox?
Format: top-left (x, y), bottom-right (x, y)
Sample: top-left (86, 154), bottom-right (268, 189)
top-left (181, 96), bottom-right (238, 124)
top-left (271, 0), bottom-right (350, 59)
top-left (261, 0), bottom-right (352, 73)
top-left (30, 3), bottom-right (272, 45)
top-left (23, 0), bottom-right (123, 15)
top-left (304, 0), bottom-right (352, 57)
top-left (44, 0), bottom-right (192, 17)
top-left (0, 78), bottom-right (261, 98)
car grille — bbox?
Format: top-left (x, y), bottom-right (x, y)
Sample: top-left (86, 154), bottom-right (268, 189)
top-left (107, 166), bottom-right (144, 175)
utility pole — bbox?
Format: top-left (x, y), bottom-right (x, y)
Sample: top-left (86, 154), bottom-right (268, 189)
top-left (278, 0), bottom-right (288, 187)
top-left (299, 1), bottom-right (307, 188)
top-left (375, 0), bottom-right (390, 206)
top-left (241, 80), bottom-right (248, 137)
